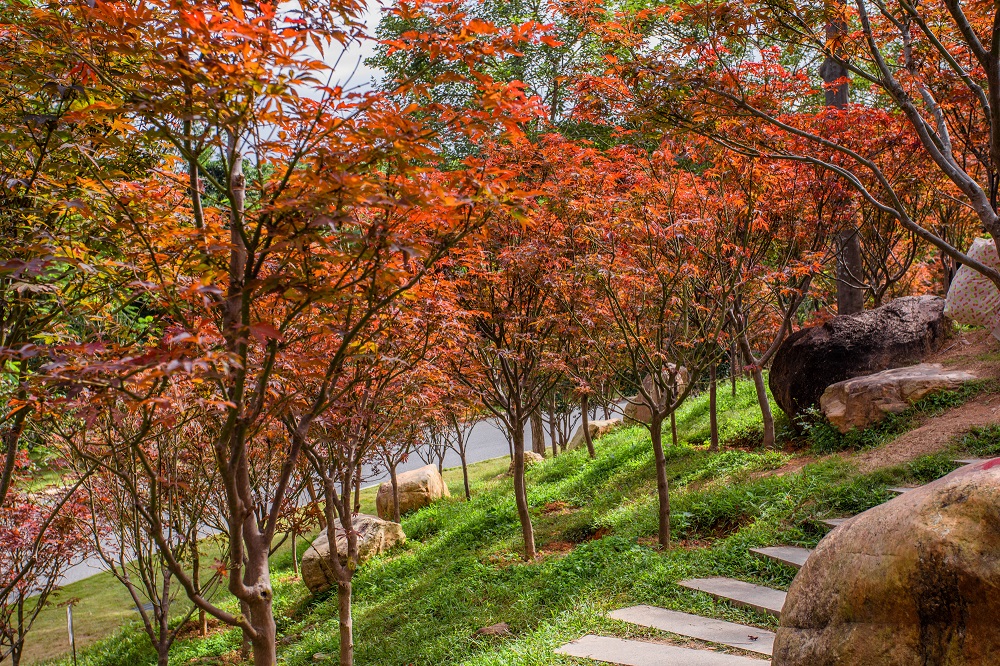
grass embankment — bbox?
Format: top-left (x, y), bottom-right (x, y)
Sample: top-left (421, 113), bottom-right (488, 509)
top-left (36, 378), bottom-right (988, 665)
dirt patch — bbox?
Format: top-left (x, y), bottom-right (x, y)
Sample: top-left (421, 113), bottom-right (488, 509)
top-left (852, 387), bottom-right (1000, 473)
top-left (540, 500), bottom-right (576, 515)
top-left (930, 329), bottom-right (1000, 379)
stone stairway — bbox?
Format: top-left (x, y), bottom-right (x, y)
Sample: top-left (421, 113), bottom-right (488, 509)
top-left (748, 546), bottom-right (810, 569)
top-left (555, 456), bottom-right (986, 665)
top-left (556, 635), bottom-right (767, 665)
top-left (675, 578), bottom-right (785, 619)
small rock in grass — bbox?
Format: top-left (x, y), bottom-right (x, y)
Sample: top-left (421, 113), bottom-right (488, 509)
top-left (475, 622), bottom-right (512, 637)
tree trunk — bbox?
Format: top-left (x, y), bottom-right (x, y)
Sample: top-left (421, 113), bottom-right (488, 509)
top-left (337, 577), bottom-right (354, 666)
top-left (459, 450), bottom-right (471, 500)
top-left (709, 365), bottom-right (719, 452)
top-left (511, 424), bottom-right (536, 560)
top-left (649, 416), bottom-right (671, 549)
top-left (530, 408), bottom-right (546, 455)
top-left (389, 464), bottom-right (401, 523)
top-left (240, 600), bottom-right (252, 661)
top-left (751, 365), bottom-right (776, 448)
top-left (157, 645), bottom-right (170, 666)
top-left (580, 394), bottom-right (595, 458)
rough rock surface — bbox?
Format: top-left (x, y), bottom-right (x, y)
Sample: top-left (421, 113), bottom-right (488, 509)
top-left (773, 460), bottom-right (1000, 665)
top-left (567, 418), bottom-right (621, 451)
top-left (623, 366), bottom-right (691, 424)
top-left (375, 464), bottom-right (449, 520)
top-left (507, 451), bottom-right (544, 476)
top-left (820, 363), bottom-right (977, 433)
top-left (301, 514), bottom-right (405, 594)
top-left (769, 295), bottom-right (950, 418)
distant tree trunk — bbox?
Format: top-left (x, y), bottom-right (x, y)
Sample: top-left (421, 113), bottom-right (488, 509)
top-left (709, 365), bottom-right (719, 452)
top-left (649, 414), bottom-right (671, 548)
top-left (389, 463), bottom-right (401, 523)
top-left (530, 408), bottom-right (546, 455)
top-left (837, 229), bottom-right (865, 315)
top-left (306, 478), bottom-right (326, 531)
top-left (581, 394), bottom-right (596, 458)
top-left (459, 449), bottom-right (471, 500)
top-left (730, 343), bottom-right (738, 398)
top-left (510, 421), bottom-right (536, 560)
top-left (548, 400), bottom-right (558, 458)
top-left (822, 0), bottom-right (864, 315)
top-left (191, 537), bottom-right (207, 636)
top-left (353, 466), bottom-right (362, 514)
top-left (453, 418), bottom-right (471, 500)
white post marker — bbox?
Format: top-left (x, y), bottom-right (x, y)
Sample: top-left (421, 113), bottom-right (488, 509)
top-left (67, 604), bottom-right (78, 665)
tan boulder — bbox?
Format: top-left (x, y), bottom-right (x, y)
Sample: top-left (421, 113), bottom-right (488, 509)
top-left (300, 513), bottom-right (405, 593)
top-left (623, 366), bottom-right (690, 424)
top-left (375, 464), bottom-right (449, 520)
top-left (567, 418), bottom-right (621, 451)
top-left (506, 451), bottom-right (544, 476)
top-left (820, 363), bottom-right (976, 433)
top-left (773, 460), bottom-right (1000, 665)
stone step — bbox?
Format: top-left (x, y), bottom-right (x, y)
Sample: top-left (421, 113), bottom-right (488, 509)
top-left (749, 546), bottom-right (811, 570)
top-left (555, 635), bottom-right (767, 665)
top-left (676, 578), bottom-right (786, 619)
top-left (956, 458), bottom-right (990, 466)
top-left (888, 486), bottom-right (914, 495)
top-left (609, 605), bottom-right (775, 656)
top-left (818, 518), bottom-right (848, 529)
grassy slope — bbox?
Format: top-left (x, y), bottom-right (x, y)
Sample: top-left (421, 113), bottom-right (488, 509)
top-left (38, 378), bottom-right (979, 665)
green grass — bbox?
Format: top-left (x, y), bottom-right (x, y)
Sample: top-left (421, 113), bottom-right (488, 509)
top-left (953, 424), bottom-right (1000, 458)
top-left (36, 378), bottom-right (964, 666)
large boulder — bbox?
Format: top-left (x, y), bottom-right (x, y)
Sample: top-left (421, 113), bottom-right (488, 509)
top-left (506, 450), bottom-right (545, 476)
top-left (301, 514), bottom-right (405, 593)
top-left (820, 363), bottom-right (977, 433)
top-left (773, 460), bottom-right (1000, 665)
top-left (769, 295), bottom-right (950, 418)
top-left (623, 365), bottom-right (691, 424)
top-left (567, 418), bottom-right (621, 451)
top-left (375, 464), bottom-right (449, 520)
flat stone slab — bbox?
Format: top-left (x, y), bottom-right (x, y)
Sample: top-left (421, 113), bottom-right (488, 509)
top-left (819, 518), bottom-right (848, 529)
top-left (749, 546), bottom-right (811, 570)
top-left (609, 605), bottom-right (774, 656)
top-left (677, 578), bottom-right (786, 618)
top-left (555, 635), bottom-right (767, 665)
top-left (956, 458), bottom-right (991, 465)
top-left (888, 486), bottom-right (914, 495)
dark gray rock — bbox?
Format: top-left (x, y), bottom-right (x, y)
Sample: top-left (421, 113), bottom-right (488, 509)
top-left (769, 295), bottom-right (950, 418)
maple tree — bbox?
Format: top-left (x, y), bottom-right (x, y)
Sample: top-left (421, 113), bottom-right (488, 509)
top-left (0, 487), bottom-right (92, 666)
top-left (597, 0), bottom-right (1000, 289)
